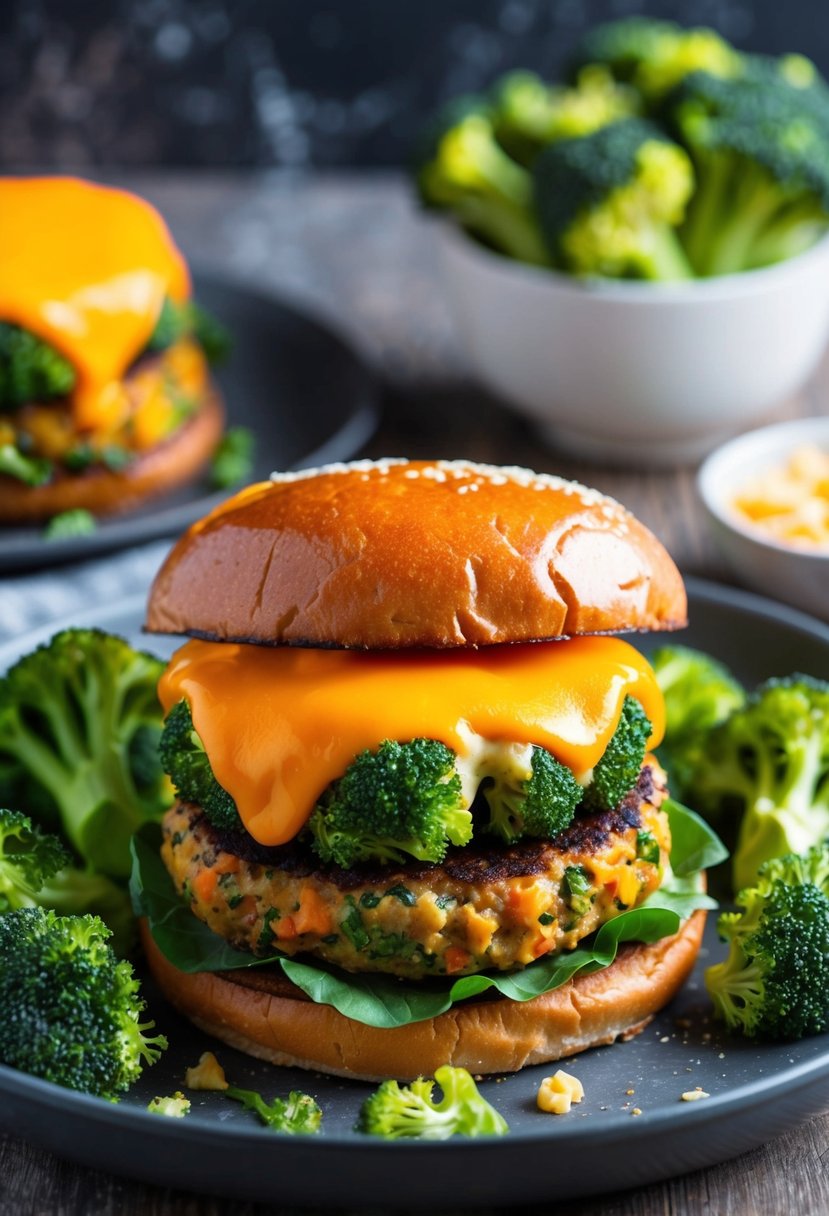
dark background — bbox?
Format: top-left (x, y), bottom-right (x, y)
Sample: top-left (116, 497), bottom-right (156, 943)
top-left (1, 1), bottom-right (827, 168)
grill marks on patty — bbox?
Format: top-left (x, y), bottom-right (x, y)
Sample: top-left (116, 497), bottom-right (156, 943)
top-left (161, 761), bottom-right (670, 980)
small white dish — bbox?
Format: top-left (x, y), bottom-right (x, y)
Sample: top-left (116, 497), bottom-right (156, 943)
top-left (698, 418), bottom-right (829, 620)
top-left (438, 222), bottom-right (829, 467)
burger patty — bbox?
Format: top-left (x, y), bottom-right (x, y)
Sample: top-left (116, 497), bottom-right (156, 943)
top-left (161, 760), bottom-right (670, 980)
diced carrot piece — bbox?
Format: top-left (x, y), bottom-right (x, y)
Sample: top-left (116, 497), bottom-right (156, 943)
top-left (445, 946), bottom-right (472, 974)
top-left (213, 854), bottom-right (240, 876)
top-left (292, 886), bottom-right (333, 937)
top-left (275, 916), bottom-right (297, 940)
top-left (193, 867), bottom-right (218, 903)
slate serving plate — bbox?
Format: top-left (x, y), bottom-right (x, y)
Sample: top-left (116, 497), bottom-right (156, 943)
top-left (0, 579), bottom-right (828, 1208)
top-left (0, 272), bottom-right (379, 572)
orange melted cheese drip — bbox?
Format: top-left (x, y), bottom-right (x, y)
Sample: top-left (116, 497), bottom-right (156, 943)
top-left (159, 636), bottom-right (666, 848)
top-left (0, 177), bottom-right (190, 433)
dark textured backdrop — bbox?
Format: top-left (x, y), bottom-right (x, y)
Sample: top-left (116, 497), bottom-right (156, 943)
top-left (1, 1), bottom-right (827, 168)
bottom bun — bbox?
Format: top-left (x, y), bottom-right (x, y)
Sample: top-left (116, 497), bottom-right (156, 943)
top-left (140, 910), bottom-right (706, 1081)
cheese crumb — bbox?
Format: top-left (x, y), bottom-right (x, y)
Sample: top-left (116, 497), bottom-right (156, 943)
top-left (537, 1069), bottom-right (585, 1114)
top-left (680, 1088), bottom-right (710, 1102)
top-left (185, 1050), bottom-right (229, 1092)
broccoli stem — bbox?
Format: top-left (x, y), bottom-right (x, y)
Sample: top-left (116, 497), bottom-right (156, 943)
top-left (453, 195), bottom-right (551, 264)
top-left (645, 222), bottom-right (695, 279)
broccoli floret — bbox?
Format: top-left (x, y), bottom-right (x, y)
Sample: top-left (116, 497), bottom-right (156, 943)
top-left (225, 1086), bottom-right (322, 1134)
top-left (0, 804), bottom-right (138, 956)
top-left (159, 699), bottom-right (242, 832)
top-left (706, 845), bottom-right (829, 1039)
top-left (307, 739), bottom-right (473, 868)
top-left (43, 509), bottom-right (97, 541)
top-left (480, 745), bottom-right (582, 843)
top-left (0, 907), bottom-right (166, 1098)
top-left (209, 426), bottom-right (254, 490)
top-left (492, 65), bottom-right (639, 166)
top-left (533, 118), bottom-right (694, 280)
top-left (581, 696), bottom-right (652, 812)
top-left (416, 104), bottom-right (549, 264)
top-left (0, 807), bottom-right (69, 912)
top-left (651, 645), bottom-right (746, 799)
top-left (358, 1065), bottom-right (508, 1139)
top-left (569, 17), bottom-right (741, 106)
top-left (147, 1092), bottom-right (190, 1117)
top-left (0, 323), bottom-right (76, 410)
top-left (146, 298), bottom-right (230, 365)
top-left (689, 675), bottom-right (829, 892)
top-left (0, 443), bottom-right (52, 487)
top-left (0, 629), bottom-right (172, 880)
top-left (668, 66), bottom-right (829, 275)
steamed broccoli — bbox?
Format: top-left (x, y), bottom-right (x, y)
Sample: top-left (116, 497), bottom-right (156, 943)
top-left (480, 745), bottom-right (582, 843)
top-left (0, 443), bottom-right (52, 487)
top-left (582, 696), bottom-right (652, 812)
top-left (533, 119), bottom-right (695, 280)
top-left (0, 629), bottom-right (172, 880)
top-left (492, 65), bottom-right (639, 166)
top-left (569, 17), bottom-right (741, 106)
top-left (668, 66), bottom-right (829, 275)
top-left (0, 808), bottom-right (135, 954)
top-left (0, 906), bottom-right (166, 1098)
top-left (651, 645), bottom-right (746, 799)
top-left (416, 105), bottom-right (549, 264)
top-left (358, 1065), bottom-right (508, 1139)
top-left (224, 1086), bottom-right (322, 1134)
top-left (0, 323), bottom-right (76, 410)
top-left (689, 675), bottom-right (829, 892)
top-left (307, 739), bottom-right (473, 868)
top-left (147, 1092), bottom-right (191, 1117)
top-left (146, 298), bottom-right (231, 365)
top-left (706, 846), bottom-right (829, 1039)
top-left (0, 807), bottom-right (69, 912)
top-left (159, 699), bottom-right (241, 832)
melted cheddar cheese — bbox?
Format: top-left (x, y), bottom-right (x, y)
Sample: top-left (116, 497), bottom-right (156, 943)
top-left (159, 636), bottom-right (665, 847)
top-left (0, 177), bottom-right (190, 433)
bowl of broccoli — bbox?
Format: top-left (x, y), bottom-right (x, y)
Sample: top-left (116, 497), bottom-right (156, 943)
top-left (419, 19), bottom-right (829, 465)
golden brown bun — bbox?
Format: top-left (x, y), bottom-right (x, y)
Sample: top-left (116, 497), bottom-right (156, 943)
top-left (140, 909), bottom-right (705, 1081)
top-left (146, 460), bottom-right (686, 647)
top-left (0, 386), bottom-right (223, 523)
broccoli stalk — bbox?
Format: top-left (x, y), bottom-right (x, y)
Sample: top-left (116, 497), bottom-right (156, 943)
top-left (307, 739), bottom-right (473, 868)
top-left (668, 68), bottom-right (829, 275)
top-left (706, 846), bottom-right (829, 1039)
top-left (358, 1065), bottom-right (508, 1139)
top-left (689, 675), bottom-right (829, 892)
top-left (480, 744), bottom-right (582, 843)
top-left (417, 109), bottom-right (549, 264)
top-left (159, 699), bottom-right (240, 832)
top-left (0, 629), bottom-right (173, 880)
top-left (0, 906), bottom-right (166, 1098)
top-left (533, 119), bottom-right (695, 280)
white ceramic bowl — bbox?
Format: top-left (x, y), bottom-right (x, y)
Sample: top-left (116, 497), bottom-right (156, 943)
top-left (698, 417), bottom-right (829, 620)
top-left (438, 222), bottom-right (829, 466)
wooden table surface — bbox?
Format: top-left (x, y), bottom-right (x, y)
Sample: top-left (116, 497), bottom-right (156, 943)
top-left (1, 171), bottom-right (828, 1216)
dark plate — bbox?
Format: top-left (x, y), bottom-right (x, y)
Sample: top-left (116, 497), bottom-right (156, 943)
top-left (0, 272), bottom-right (379, 572)
top-left (0, 578), bottom-right (828, 1208)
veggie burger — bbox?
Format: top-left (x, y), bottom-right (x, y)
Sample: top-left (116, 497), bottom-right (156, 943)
top-left (141, 459), bottom-right (704, 1079)
top-left (0, 176), bottom-right (224, 521)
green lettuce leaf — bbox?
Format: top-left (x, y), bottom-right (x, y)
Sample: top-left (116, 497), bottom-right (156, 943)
top-left (130, 801), bottom-right (723, 1031)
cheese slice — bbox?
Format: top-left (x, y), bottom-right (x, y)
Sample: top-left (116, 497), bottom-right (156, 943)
top-left (0, 177), bottom-right (190, 433)
top-left (159, 636), bottom-right (665, 848)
